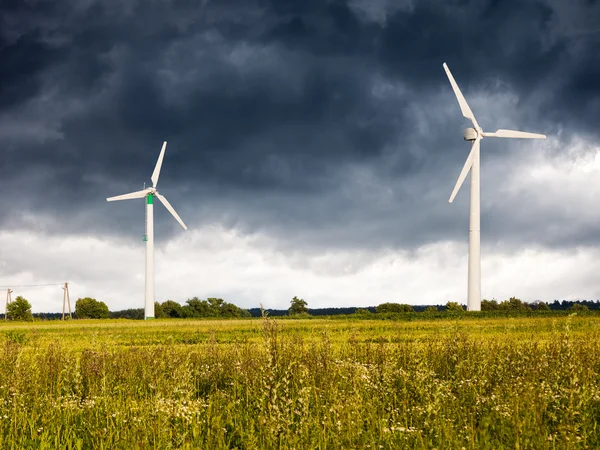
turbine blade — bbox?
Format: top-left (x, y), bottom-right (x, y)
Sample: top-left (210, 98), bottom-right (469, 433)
top-left (156, 193), bottom-right (187, 230)
top-left (484, 129), bottom-right (546, 139)
top-left (443, 63), bottom-right (479, 129)
top-left (151, 141), bottom-right (167, 188)
top-left (107, 189), bottom-right (149, 202)
top-left (449, 138), bottom-right (480, 203)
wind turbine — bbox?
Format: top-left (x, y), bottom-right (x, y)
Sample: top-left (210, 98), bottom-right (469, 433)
top-left (107, 141), bottom-right (187, 319)
top-left (442, 63), bottom-right (546, 311)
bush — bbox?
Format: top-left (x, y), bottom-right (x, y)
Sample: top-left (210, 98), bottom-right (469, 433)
top-left (481, 299), bottom-right (499, 311)
top-left (178, 297), bottom-right (250, 318)
top-left (4, 330), bottom-right (29, 344)
top-left (445, 302), bottom-right (464, 313)
top-left (498, 297), bottom-right (532, 311)
top-left (376, 303), bottom-right (414, 313)
top-left (109, 308), bottom-right (143, 320)
top-left (75, 297), bottom-right (110, 319)
top-left (569, 303), bottom-right (589, 312)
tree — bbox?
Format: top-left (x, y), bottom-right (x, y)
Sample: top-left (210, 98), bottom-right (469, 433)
top-left (161, 300), bottom-right (183, 318)
top-left (208, 297), bottom-right (225, 311)
top-left (186, 297), bottom-right (215, 317)
top-left (238, 308), bottom-right (252, 318)
top-left (551, 300), bottom-right (563, 310)
top-left (445, 302), bottom-right (464, 313)
top-left (75, 297), bottom-right (109, 319)
top-left (376, 303), bottom-right (414, 313)
top-left (180, 304), bottom-right (196, 318)
top-left (534, 301), bottom-right (551, 311)
top-left (289, 296), bottom-right (309, 315)
top-left (154, 301), bottom-right (167, 318)
top-left (220, 302), bottom-right (248, 318)
top-left (424, 306), bottom-right (438, 313)
top-left (6, 296), bottom-right (33, 321)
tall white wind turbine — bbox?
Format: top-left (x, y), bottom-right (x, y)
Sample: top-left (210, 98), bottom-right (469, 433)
top-left (442, 63), bottom-right (546, 311)
top-left (107, 141), bottom-right (187, 319)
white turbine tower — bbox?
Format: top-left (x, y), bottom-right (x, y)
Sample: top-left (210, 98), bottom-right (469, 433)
top-left (107, 141), bottom-right (187, 319)
top-left (443, 63), bottom-right (546, 311)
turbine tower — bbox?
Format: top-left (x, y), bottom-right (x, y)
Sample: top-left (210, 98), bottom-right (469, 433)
top-left (442, 63), bottom-right (546, 311)
top-left (107, 141), bottom-right (187, 319)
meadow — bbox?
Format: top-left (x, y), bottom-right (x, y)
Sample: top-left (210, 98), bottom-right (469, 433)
top-left (0, 315), bottom-right (599, 449)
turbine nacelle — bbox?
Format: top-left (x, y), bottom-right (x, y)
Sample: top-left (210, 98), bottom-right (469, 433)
top-left (463, 128), bottom-right (479, 141)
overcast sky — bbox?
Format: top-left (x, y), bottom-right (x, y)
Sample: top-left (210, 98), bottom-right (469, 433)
top-left (1, 0), bottom-right (599, 312)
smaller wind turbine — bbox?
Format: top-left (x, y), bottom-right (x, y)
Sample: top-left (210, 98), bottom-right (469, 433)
top-left (443, 63), bottom-right (546, 311)
top-left (107, 141), bottom-right (187, 319)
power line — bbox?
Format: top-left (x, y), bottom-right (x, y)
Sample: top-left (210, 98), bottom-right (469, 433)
top-left (1, 282), bottom-right (73, 321)
top-left (0, 283), bottom-right (65, 289)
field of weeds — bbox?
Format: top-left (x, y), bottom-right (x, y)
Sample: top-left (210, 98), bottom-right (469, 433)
top-left (0, 315), bottom-right (599, 449)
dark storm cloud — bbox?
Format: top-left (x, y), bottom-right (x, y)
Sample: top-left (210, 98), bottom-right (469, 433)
top-left (0, 0), bottom-right (599, 251)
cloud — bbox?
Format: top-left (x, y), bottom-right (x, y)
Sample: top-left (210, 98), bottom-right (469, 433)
top-left (348, 0), bottom-right (415, 26)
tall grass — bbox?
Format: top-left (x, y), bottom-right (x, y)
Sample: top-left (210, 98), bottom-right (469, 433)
top-left (0, 316), bottom-right (598, 448)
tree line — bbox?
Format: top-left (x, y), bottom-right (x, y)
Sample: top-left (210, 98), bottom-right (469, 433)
top-left (2, 294), bottom-right (599, 321)
top-left (2, 296), bottom-right (251, 321)
top-left (77, 297), bottom-right (252, 319)
top-left (250, 297), bottom-right (600, 316)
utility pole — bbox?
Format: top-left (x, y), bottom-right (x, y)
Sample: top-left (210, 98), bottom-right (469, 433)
top-left (62, 282), bottom-right (72, 320)
top-left (5, 289), bottom-right (12, 320)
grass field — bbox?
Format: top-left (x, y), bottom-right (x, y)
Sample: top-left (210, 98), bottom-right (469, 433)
top-left (0, 315), bottom-right (599, 449)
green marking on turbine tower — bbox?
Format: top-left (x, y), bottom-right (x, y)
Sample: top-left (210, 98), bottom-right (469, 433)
top-left (147, 194), bottom-right (153, 205)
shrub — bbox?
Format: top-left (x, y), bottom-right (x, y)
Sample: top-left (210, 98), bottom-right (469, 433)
top-left (445, 302), bottom-right (464, 313)
top-left (376, 303), bottom-right (414, 313)
top-left (75, 297), bottom-right (110, 319)
top-left (497, 297), bottom-right (530, 311)
top-left (481, 299), bottom-right (500, 310)
top-left (569, 303), bottom-right (589, 312)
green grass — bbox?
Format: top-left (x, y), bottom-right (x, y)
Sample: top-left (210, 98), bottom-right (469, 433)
top-left (0, 315), bottom-right (598, 448)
